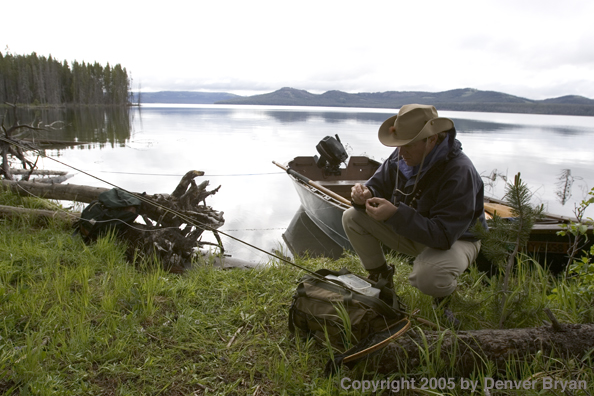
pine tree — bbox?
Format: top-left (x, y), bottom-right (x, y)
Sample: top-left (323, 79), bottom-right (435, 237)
top-left (0, 52), bottom-right (130, 106)
top-left (474, 173), bottom-right (543, 327)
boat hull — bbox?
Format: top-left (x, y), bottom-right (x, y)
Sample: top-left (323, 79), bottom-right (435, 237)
top-left (282, 205), bottom-right (345, 259)
top-left (289, 176), bottom-right (352, 250)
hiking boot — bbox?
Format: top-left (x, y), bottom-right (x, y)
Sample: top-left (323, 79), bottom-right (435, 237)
top-left (367, 264), bottom-right (395, 290)
top-left (442, 307), bottom-right (461, 328)
top-left (433, 297), bottom-right (461, 329)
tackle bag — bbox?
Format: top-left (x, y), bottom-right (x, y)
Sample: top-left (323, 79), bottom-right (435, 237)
top-left (288, 267), bottom-right (407, 351)
top-left (74, 188), bottom-right (142, 242)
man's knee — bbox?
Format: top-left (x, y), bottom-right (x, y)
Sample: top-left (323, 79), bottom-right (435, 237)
top-left (408, 260), bottom-right (458, 298)
top-left (342, 207), bottom-right (357, 228)
top-left (342, 207), bottom-right (367, 234)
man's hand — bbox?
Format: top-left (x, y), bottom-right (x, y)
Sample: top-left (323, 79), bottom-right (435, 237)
top-left (365, 197), bottom-right (397, 221)
top-left (351, 183), bottom-right (372, 205)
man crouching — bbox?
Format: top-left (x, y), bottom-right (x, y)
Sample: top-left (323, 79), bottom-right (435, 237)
top-left (342, 104), bottom-right (488, 326)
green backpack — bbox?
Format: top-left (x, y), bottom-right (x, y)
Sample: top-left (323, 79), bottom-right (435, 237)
top-left (288, 268), bottom-right (407, 350)
top-left (74, 188), bottom-right (142, 242)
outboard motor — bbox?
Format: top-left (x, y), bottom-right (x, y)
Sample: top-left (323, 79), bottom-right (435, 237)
top-left (314, 134), bottom-right (348, 176)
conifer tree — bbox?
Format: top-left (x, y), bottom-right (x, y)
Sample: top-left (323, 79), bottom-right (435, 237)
top-left (0, 52), bottom-right (130, 106)
top-left (474, 172), bottom-right (543, 327)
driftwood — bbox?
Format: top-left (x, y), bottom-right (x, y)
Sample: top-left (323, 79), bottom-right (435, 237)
top-left (1, 171), bottom-right (225, 272)
top-left (121, 171), bottom-right (225, 272)
top-left (1, 103), bottom-right (61, 181)
top-left (0, 204), bottom-right (78, 222)
top-left (5, 168), bottom-right (74, 184)
top-left (1, 178), bottom-right (109, 203)
top-left (372, 319), bottom-right (594, 377)
top-left (20, 138), bottom-right (91, 146)
top-left (9, 169), bottom-right (68, 176)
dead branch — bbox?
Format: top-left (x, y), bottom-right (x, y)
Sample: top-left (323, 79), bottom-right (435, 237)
top-left (1, 103), bottom-right (66, 180)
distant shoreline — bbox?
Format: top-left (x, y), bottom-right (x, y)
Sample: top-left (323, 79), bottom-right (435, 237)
top-left (136, 88), bottom-right (594, 117)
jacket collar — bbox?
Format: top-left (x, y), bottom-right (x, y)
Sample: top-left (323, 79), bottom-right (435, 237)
top-left (398, 132), bottom-right (452, 182)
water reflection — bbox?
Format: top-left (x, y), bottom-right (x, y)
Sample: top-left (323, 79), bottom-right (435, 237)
top-left (11, 106), bottom-right (132, 149)
top-left (263, 109), bottom-right (389, 124)
top-left (26, 104), bottom-right (594, 263)
top-left (452, 118), bottom-right (514, 133)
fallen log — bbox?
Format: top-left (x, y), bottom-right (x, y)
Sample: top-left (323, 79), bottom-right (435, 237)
top-left (20, 138), bottom-right (91, 146)
top-left (0, 204), bottom-right (79, 222)
top-left (32, 174), bottom-right (74, 184)
top-left (1, 179), bottom-right (109, 203)
top-left (9, 169), bottom-right (69, 176)
top-left (373, 321), bottom-right (594, 377)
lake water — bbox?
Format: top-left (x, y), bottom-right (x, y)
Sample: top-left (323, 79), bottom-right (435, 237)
top-left (16, 105), bottom-right (594, 263)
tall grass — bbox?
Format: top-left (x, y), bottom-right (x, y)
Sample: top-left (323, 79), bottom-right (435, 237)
top-left (1, 190), bottom-right (593, 394)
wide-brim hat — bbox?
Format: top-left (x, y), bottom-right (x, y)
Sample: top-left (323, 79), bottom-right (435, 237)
top-left (378, 104), bottom-right (454, 147)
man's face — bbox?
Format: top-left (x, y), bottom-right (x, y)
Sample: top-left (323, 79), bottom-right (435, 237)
top-left (398, 136), bottom-right (437, 166)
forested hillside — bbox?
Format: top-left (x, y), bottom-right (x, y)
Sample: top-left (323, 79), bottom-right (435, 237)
top-left (0, 52), bottom-right (130, 106)
top-left (217, 87), bottom-right (594, 116)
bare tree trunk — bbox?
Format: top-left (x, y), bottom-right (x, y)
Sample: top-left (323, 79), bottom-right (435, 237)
top-left (0, 204), bottom-right (78, 222)
top-left (1, 179), bottom-right (109, 203)
top-left (375, 322), bottom-right (594, 377)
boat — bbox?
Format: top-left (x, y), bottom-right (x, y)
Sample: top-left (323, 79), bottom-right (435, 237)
top-left (275, 136), bottom-right (592, 272)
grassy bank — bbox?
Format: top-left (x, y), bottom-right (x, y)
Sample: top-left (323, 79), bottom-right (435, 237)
top-left (1, 191), bottom-right (593, 395)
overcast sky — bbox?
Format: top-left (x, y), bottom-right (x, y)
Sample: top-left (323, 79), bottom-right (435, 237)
top-left (3, 0), bottom-right (594, 99)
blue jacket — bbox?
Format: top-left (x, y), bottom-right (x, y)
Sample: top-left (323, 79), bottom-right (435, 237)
top-left (363, 128), bottom-right (488, 250)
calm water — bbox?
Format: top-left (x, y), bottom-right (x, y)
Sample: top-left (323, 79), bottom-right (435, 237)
top-left (18, 105), bottom-right (594, 263)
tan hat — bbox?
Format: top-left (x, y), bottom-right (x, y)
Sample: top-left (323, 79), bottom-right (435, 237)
top-left (378, 104), bottom-right (454, 147)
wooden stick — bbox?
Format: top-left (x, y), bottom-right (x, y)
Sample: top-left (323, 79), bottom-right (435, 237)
top-left (544, 308), bottom-right (565, 332)
top-left (226, 326), bottom-right (244, 348)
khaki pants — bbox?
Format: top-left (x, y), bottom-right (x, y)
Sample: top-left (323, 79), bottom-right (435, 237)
top-left (342, 207), bottom-right (481, 298)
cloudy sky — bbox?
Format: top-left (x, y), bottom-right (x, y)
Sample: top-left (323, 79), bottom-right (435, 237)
top-left (3, 0), bottom-right (594, 99)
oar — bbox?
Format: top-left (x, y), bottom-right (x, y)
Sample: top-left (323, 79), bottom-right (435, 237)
top-left (272, 161), bottom-right (352, 207)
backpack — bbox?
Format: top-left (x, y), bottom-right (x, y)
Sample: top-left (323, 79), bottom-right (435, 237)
top-left (74, 188), bottom-right (142, 242)
top-left (288, 268), bottom-right (408, 355)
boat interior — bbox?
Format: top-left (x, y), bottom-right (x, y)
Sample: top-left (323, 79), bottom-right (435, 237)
top-left (288, 156), bottom-right (380, 199)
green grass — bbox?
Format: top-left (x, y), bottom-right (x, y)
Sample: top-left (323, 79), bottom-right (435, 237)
top-left (1, 190), bottom-right (593, 395)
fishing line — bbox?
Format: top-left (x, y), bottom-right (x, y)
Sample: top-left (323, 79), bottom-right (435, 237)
top-left (0, 136), bottom-right (325, 278)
